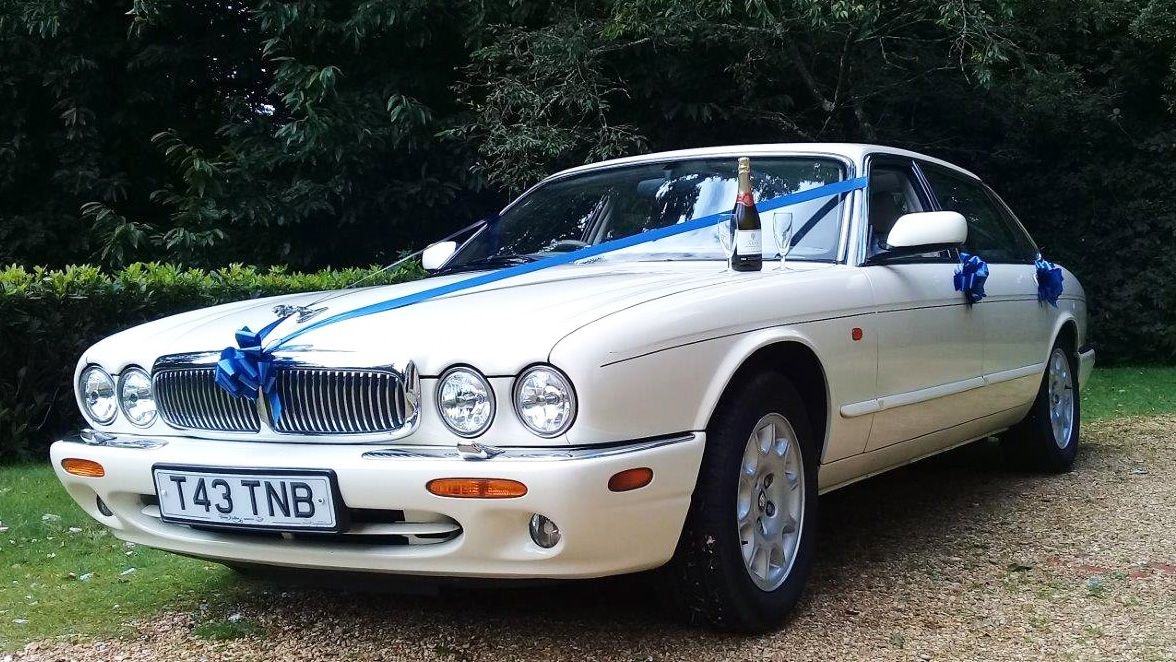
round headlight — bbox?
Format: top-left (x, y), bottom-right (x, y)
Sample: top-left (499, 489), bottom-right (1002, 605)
top-left (118, 367), bottom-right (157, 427)
top-left (437, 366), bottom-right (495, 437)
top-left (79, 366), bottom-right (117, 424)
top-left (514, 366), bottom-right (576, 438)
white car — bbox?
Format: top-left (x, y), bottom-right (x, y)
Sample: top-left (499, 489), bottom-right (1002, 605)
top-left (53, 143), bottom-right (1093, 631)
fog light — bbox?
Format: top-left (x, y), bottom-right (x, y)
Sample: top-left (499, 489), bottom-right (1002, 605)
top-left (62, 458), bottom-right (105, 478)
top-left (529, 513), bottom-right (561, 548)
top-left (95, 495), bottom-right (113, 517)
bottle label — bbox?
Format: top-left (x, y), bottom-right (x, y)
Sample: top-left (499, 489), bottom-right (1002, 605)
top-left (735, 229), bottom-right (762, 256)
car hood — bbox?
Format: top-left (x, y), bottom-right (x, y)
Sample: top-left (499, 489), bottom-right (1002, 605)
top-left (84, 262), bottom-right (749, 376)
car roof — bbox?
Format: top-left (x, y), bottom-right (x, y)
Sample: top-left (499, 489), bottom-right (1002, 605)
top-left (546, 143), bottom-right (980, 182)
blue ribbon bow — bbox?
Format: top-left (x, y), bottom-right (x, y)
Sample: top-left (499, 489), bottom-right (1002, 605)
top-left (1035, 254), bottom-right (1064, 307)
top-left (954, 251), bottom-right (989, 304)
top-left (214, 316), bottom-right (286, 420)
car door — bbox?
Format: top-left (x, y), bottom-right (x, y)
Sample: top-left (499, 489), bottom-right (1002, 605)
top-left (920, 164), bottom-right (1051, 416)
top-left (858, 157), bottom-right (985, 452)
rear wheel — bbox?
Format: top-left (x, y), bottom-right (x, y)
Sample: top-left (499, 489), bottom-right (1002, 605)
top-left (1004, 341), bottom-right (1080, 472)
top-left (660, 372), bottom-right (819, 632)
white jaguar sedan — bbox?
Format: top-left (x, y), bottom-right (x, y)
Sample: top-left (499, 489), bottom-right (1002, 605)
top-left (53, 144), bottom-right (1092, 631)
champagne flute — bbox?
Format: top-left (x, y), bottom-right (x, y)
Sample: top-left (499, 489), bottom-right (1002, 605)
top-left (716, 212), bottom-right (735, 258)
top-left (773, 211), bottom-right (794, 269)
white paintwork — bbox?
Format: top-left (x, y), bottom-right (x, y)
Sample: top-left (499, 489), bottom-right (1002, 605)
top-left (885, 211), bottom-right (967, 249)
top-left (52, 142), bottom-right (1092, 579)
top-left (421, 241), bottom-right (457, 271)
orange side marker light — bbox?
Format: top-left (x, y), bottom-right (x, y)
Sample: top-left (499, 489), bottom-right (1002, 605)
top-left (62, 458), bottom-right (105, 478)
top-left (608, 467), bottom-right (654, 492)
top-left (851, 327), bottom-right (864, 342)
top-left (426, 478), bottom-right (527, 499)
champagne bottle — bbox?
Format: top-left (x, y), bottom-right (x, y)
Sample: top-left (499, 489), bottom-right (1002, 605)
top-left (729, 157), bottom-right (763, 271)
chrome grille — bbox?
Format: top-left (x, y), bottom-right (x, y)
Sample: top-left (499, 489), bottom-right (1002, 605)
top-left (272, 368), bottom-right (409, 434)
top-left (152, 364), bottom-right (415, 435)
top-left (154, 369), bottom-right (262, 432)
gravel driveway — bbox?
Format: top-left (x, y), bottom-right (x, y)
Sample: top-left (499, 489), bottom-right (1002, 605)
top-left (12, 416), bottom-right (1176, 661)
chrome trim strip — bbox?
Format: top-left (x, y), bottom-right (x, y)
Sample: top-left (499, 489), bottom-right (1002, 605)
top-left (984, 363), bottom-right (1044, 386)
top-left (840, 376), bottom-right (986, 418)
top-left (362, 433), bottom-right (697, 462)
top-left (840, 363), bottom-right (1046, 418)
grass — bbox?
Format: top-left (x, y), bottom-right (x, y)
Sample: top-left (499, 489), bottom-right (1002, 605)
top-left (0, 365), bottom-right (1172, 652)
top-left (191, 616), bottom-right (263, 641)
top-left (0, 464), bottom-right (241, 651)
top-left (1082, 366), bottom-right (1176, 420)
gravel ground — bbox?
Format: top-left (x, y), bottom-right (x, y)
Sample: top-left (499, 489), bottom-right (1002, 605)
top-left (11, 416), bottom-right (1176, 661)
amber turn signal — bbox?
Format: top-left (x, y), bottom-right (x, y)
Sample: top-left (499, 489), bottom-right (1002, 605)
top-left (426, 478), bottom-right (527, 499)
top-left (608, 467), bottom-right (653, 492)
top-left (61, 458), bottom-right (105, 478)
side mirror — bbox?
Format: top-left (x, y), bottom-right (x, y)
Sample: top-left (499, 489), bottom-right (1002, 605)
top-left (421, 241), bottom-right (457, 271)
top-left (870, 211), bottom-right (967, 263)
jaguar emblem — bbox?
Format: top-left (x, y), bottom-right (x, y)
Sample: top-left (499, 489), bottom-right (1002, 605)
top-left (272, 304), bottom-right (328, 323)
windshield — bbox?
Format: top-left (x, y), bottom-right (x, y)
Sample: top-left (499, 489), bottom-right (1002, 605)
top-left (442, 156), bottom-right (849, 272)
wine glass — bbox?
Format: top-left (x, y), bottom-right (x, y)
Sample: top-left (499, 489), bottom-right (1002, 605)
top-left (715, 212), bottom-right (735, 258)
top-left (772, 212), bottom-right (794, 268)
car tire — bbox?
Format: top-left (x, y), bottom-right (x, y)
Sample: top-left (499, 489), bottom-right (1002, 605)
top-left (1003, 340), bottom-right (1080, 472)
top-left (659, 371), bottom-right (819, 632)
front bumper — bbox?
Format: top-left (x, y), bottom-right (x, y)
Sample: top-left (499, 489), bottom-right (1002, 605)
top-left (50, 433), bottom-right (704, 579)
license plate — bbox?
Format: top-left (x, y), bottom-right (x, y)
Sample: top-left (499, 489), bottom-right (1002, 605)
top-left (152, 466), bottom-right (341, 532)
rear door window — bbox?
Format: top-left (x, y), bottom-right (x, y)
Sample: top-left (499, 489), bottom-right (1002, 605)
top-left (922, 166), bottom-right (1036, 263)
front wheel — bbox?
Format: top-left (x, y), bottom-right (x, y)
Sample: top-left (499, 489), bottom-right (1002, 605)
top-left (659, 372), bottom-right (819, 632)
top-left (1004, 342), bottom-right (1080, 472)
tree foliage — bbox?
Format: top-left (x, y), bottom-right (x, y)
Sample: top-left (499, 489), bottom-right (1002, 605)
top-left (1, 0), bottom-right (1175, 361)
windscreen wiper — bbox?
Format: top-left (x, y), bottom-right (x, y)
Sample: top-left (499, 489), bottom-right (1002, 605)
top-left (437, 254), bottom-right (538, 275)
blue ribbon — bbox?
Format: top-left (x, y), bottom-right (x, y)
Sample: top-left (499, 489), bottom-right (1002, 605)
top-left (268, 176), bottom-right (870, 351)
top-left (214, 316), bottom-right (286, 419)
top-left (1034, 254), bottom-right (1064, 307)
top-left (211, 175), bottom-right (869, 409)
top-left (954, 251), bottom-right (989, 304)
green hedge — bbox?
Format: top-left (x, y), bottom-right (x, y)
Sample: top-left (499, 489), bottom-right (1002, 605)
top-left (0, 263), bottom-right (422, 463)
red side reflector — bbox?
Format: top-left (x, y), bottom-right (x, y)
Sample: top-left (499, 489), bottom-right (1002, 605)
top-left (608, 467), bottom-right (654, 492)
top-left (851, 327), bottom-right (863, 342)
top-left (62, 458), bottom-right (105, 478)
top-left (426, 478), bottom-right (527, 499)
